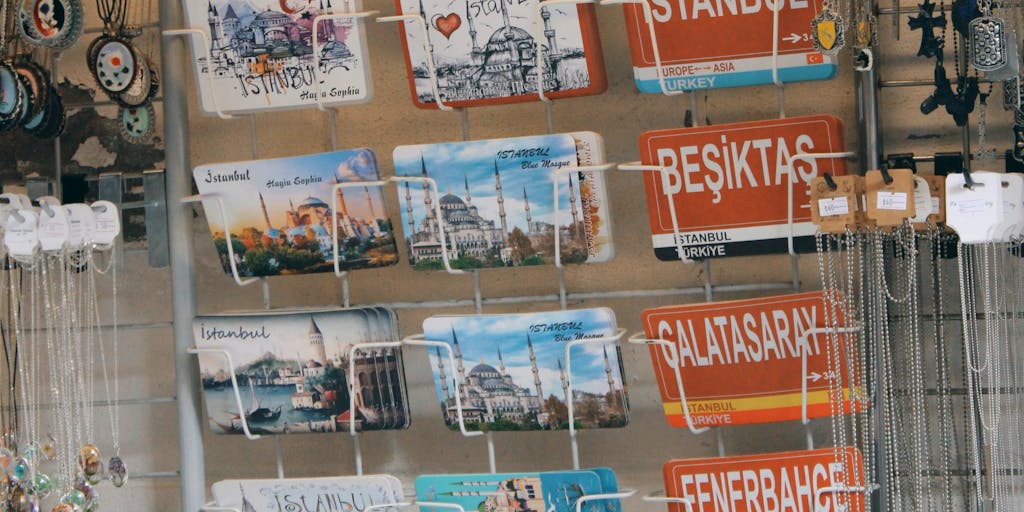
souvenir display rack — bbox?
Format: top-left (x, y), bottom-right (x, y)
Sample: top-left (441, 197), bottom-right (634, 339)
top-left (33, 0), bottom-right (1004, 508)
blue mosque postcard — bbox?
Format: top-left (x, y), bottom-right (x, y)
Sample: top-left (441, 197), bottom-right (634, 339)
top-left (393, 133), bottom-right (613, 271)
top-left (193, 149), bottom-right (399, 278)
top-left (185, 0), bottom-right (372, 115)
top-left (395, 0), bottom-right (607, 107)
top-left (194, 307), bottom-right (410, 435)
top-left (422, 308), bottom-right (629, 431)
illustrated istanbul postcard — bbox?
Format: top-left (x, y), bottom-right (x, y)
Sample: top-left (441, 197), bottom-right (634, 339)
top-left (193, 148), bottom-right (399, 278)
top-left (422, 308), bottom-right (628, 431)
top-left (393, 0), bottom-right (607, 107)
top-left (183, 0), bottom-right (373, 115)
top-left (194, 307), bottom-right (410, 435)
top-left (394, 132), bottom-right (613, 270)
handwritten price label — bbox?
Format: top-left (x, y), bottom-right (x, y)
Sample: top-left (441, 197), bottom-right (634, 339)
top-left (877, 191), bottom-right (908, 211)
top-left (817, 196), bottom-right (849, 217)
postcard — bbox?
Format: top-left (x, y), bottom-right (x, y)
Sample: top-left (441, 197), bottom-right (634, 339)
top-left (193, 307), bottom-right (410, 435)
top-left (393, 0), bottom-right (606, 108)
top-left (193, 148), bottom-right (399, 278)
top-left (415, 471), bottom-right (607, 512)
top-left (212, 474), bottom-right (403, 511)
top-left (422, 308), bottom-right (628, 431)
top-left (393, 133), bottom-right (612, 270)
top-left (182, 0), bottom-right (372, 114)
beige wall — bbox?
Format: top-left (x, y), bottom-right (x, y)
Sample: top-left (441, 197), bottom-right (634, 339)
top-left (35, 1), bottom-right (1017, 509)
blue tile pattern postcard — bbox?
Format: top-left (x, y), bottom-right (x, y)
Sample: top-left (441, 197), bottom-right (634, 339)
top-left (422, 308), bottom-right (628, 431)
top-left (415, 471), bottom-right (616, 512)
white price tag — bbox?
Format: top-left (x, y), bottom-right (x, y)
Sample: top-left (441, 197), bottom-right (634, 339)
top-left (877, 191), bottom-right (908, 210)
top-left (64, 204), bottom-right (97, 247)
top-left (946, 172), bottom-right (1004, 243)
top-left (818, 196), bottom-right (850, 217)
top-left (910, 177), bottom-right (933, 223)
top-left (38, 205), bottom-right (70, 252)
top-left (91, 201), bottom-right (121, 246)
top-left (4, 210), bottom-right (39, 258)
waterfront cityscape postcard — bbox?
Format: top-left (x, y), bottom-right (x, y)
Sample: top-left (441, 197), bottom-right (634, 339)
top-left (193, 148), bottom-right (398, 278)
top-left (422, 308), bottom-right (628, 431)
top-left (194, 307), bottom-right (409, 435)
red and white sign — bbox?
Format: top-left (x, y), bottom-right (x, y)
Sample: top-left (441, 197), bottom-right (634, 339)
top-left (642, 291), bottom-right (860, 427)
top-left (663, 448), bottom-right (866, 512)
top-left (640, 115), bottom-right (847, 260)
top-left (621, 0), bottom-right (836, 91)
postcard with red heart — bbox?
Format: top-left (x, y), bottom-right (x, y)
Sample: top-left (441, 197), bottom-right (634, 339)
top-left (390, 0), bottom-right (607, 108)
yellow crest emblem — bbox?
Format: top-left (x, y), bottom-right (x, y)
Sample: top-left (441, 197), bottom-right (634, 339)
top-left (816, 20), bottom-right (838, 50)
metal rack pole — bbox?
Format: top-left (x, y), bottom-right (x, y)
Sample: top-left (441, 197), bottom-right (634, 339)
top-left (160, 0), bottom-right (206, 508)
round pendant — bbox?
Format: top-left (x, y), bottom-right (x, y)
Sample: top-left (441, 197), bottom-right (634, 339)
top-left (41, 436), bottom-right (56, 461)
top-left (51, 503), bottom-right (79, 512)
top-left (73, 476), bottom-right (94, 505)
top-left (18, 0), bottom-right (44, 44)
top-left (119, 103), bottom-right (155, 144)
top-left (32, 0), bottom-right (82, 49)
top-left (0, 62), bottom-right (25, 132)
top-left (107, 456), bottom-right (126, 487)
top-left (113, 45), bottom-right (151, 107)
top-left (0, 446), bottom-right (14, 474)
top-left (94, 39), bottom-right (137, 94)
top-left (13, 60), bottom-right (49, 124)
top-left (60, 488), bottom-right (86, 507)
top-left (9, 458), bottom-right (29, 484)
top-left (30, 473), bottom-right (51, 498)
top-left (10, 485), bottom-right (37, 512)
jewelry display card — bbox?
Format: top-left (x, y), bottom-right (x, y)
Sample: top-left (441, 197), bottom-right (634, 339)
top-left (422, 308), bottom-right (628, 431)
top-left (641, 291), bottom-right (858, 428)
top-left (639, 115), bottom-right (847, 260)
top-left (619, 0), bottom-right (835, 92)
top-left (193, 307), bottom-right (410, 435)
top-left (392, 0), bottom-right (606, 108)
top-left (181, 0), bottom-right (372, 115)
top-left (394, 132), bottom-right (613, 270)
top-left (415, 469), bottom-right (621, 512)
top-left (662, 448), bottom-right (865, 512)
top-left (212, 474), bottom-right (403, 511)
top-left (193, 149), bottom-right (399, 278)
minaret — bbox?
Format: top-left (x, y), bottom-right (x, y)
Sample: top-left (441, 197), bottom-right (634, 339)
top-left (208, 1), bottom-right (222, 50)
top-left (523, 187), bottom-right (532, 230)
top-left (494, 160), bottom-right (508, 243)
top-left (558, 358), bottom-right (569, 400)
top-left (418, 0), bottom-right (434, 54)
top-left (527, 334), bottom-right (543, 399)
top-left (466, 0), bottom-right (481, 65)
top-left (568, 175), bottom-right (580, 237)
top-left (542, 8), bottom-right (558, 55)
top-left (309, 318), bottom-right (327, 364)
top-left (258, 192), bottom-right (272, 229)
top-left (497, 345), bottom-right (506, 374)
top-left (404, 182), bottom-right (416, 242)
top-left (288, 198), bottom-right (299, 227)
top-left (603, 346), bottom-right (616, 402)
top-left (452, 326), bottom-right (467, 385)
top-left (335, 180), bottom-right (354, 238)
top-left (364, 186), bottom-right (377, 219)
top-left (464, 175), bottom-right (472, 206)
top-left (421, 154), bottom-right (436, 235)
top-left (436, 346), bottom-right (451, 404)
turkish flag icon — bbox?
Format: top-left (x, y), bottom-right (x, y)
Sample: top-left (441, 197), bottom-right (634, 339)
top-left (806, 53), bottom-right (825, 64)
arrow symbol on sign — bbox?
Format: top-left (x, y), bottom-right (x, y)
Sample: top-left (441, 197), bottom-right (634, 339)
top-left (806, 372), bottom-right (823, 382)
top-left (783, 33), bottom-right (802, 44)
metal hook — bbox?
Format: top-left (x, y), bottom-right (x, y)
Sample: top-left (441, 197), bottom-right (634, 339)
top-left (880, 167), bottom-right (894, 185)
top-left (823, 173), bottom-right (838, 191)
